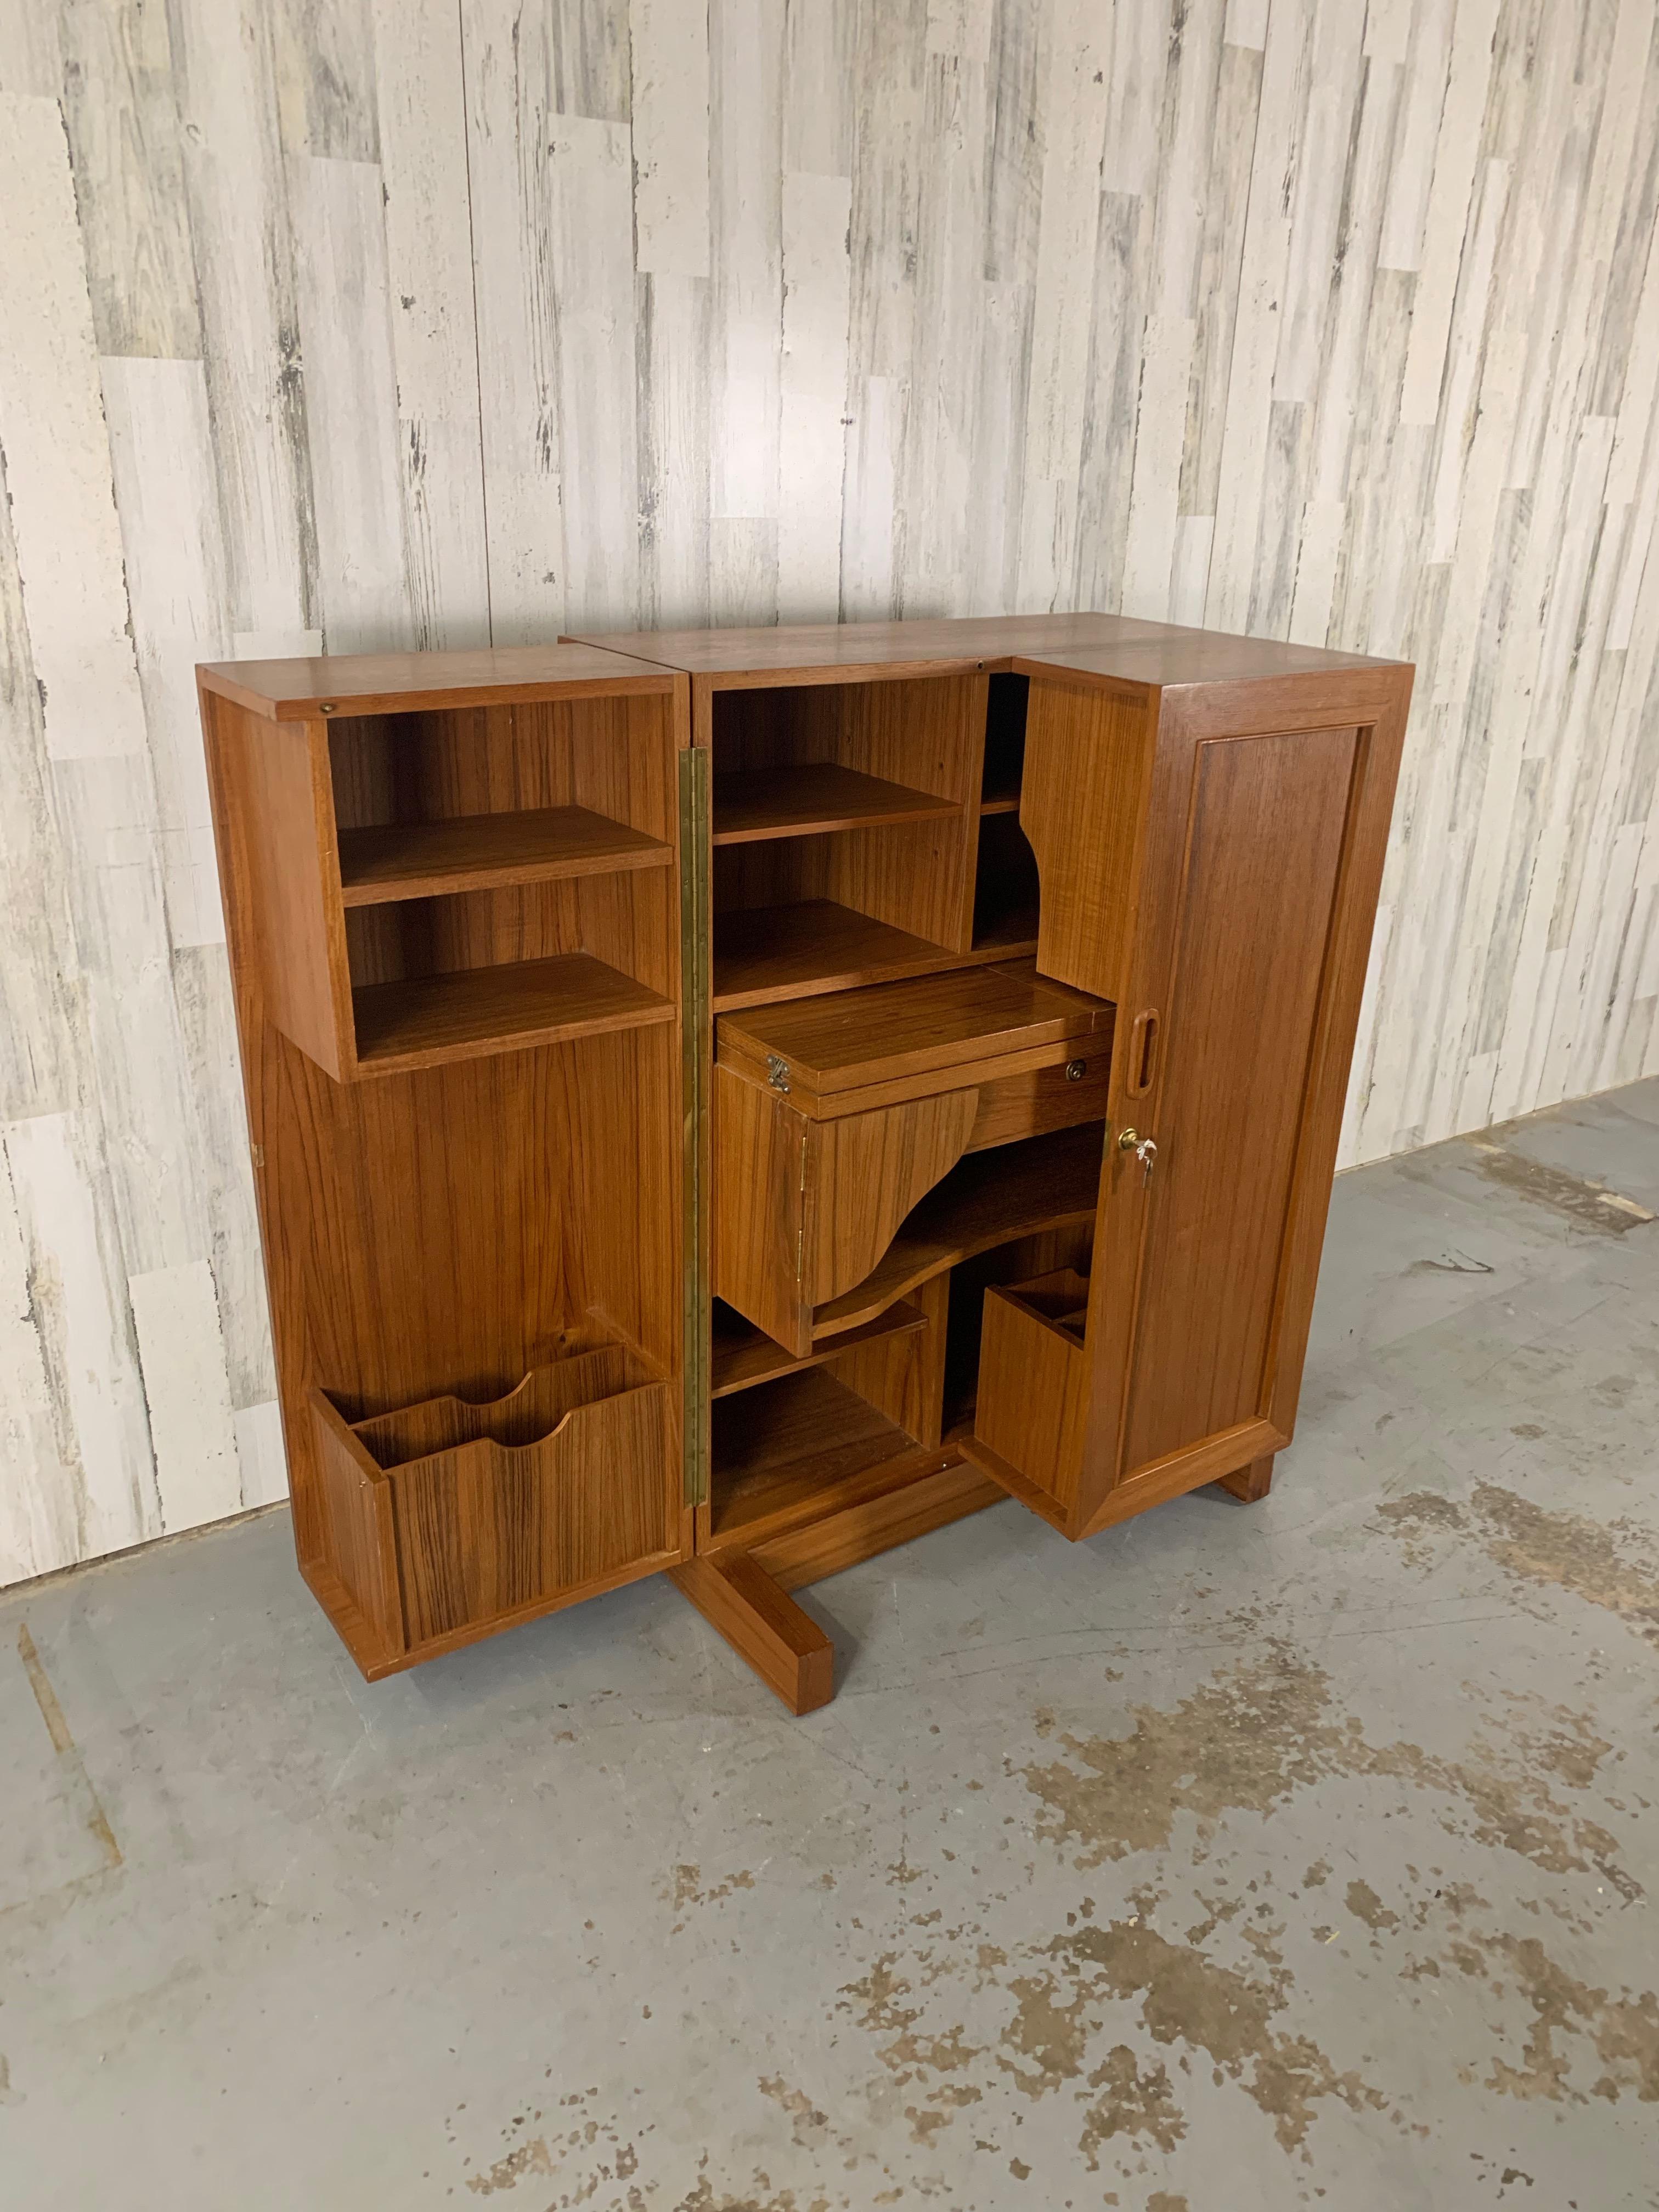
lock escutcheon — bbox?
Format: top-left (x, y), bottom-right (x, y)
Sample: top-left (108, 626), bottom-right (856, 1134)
top-left (1118, 1126), bottom-right (1158, 1184)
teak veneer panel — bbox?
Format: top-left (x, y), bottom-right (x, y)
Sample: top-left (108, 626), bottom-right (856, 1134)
top-left (337, 804), bottom-right (672, 903)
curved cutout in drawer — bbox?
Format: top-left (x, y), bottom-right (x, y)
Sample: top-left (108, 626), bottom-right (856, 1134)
top-left (310, 1348), bottom-right (673, 1656)
top-left (715, 963), bottom-right (1113, 1356)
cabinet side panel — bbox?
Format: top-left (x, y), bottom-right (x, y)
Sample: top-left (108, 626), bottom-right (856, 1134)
top-left (1020, 682), bottom-right (1153, 1001)
top-left (1122, 726), bottom-right (1357, 1471)
top-left (208, 693), bottom-right (349, 1077)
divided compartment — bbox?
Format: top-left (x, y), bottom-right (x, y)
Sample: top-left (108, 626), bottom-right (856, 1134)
top-left (713, 964), bottom-right (1111, 1357)
top-left (326, 693), bottom-right (679, 1074)
top-left (973, 811), bottom-right (1040, 956)
top-left (971, 1269), bottom-right (1093, 1511)
top-left (309, 1338), bottom-right (673, 1657)
top-left (707, 1278), bottom-right (948, 1547)
top-left (980, 671), bottom-right (1028, 812)
top-left (710, 673), bottom-right (984, 1009)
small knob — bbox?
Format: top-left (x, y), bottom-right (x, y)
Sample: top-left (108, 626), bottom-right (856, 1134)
top-left (1064, 1059), bottom-right (1087, 1081)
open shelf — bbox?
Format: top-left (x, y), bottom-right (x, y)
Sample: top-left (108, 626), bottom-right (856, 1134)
top-left (713, 901), bottom-right (1040, 1011)
top-left (712, 1297), bottom-right (927, 1398)
top-left (812, 1121), bottom-right (1104, 1339)
top-left (337, 805), bottom-right (672, 905)
top-left (714, 900), bottom-right (960, 1010)
top-left (712, 763), bottom-right (958, 845)
top-left (352, 951), bottom-right (674, 1073)
top-left (710, 1366), bottom-right (915, 1538)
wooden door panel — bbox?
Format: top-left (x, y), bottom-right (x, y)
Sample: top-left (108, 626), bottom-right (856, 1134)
top-left (1121, 726), bottom-right (1358, 1471)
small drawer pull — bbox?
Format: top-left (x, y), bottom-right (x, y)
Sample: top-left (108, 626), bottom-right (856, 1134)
top-left (1064, 1059), bottom-right (1087, 1081)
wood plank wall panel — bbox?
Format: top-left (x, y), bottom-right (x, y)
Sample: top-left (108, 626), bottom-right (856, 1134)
top-left (2, 0), bottom-right (1658, 1582)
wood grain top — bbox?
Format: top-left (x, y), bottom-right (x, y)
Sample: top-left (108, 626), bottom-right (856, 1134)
top-left (718, 959), bottom-right (1110, 1097)
top-left (1013, 634), bottom-right (1397, 690)
top-left (198, 642), bottom-right (676, 719)
top-left (564, 614), bottom-right (1405, 686)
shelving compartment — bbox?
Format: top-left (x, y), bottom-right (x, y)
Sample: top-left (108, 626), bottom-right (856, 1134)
top-left (712, 967), bottom-right (1112, 1355)
top-left (328, 693), bottom-right (678, 1074)
top-left (311, 1337), bottom-right (673, 1656)
top-left (710, 674), bottom-right (984, 1009)
top-left (707, 1283), bottom-right (948, 1548)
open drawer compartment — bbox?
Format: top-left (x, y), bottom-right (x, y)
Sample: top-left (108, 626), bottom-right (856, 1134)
top-left (970, 1271), bottom-right (1092, 1514)
top-left (714, 962), bottom-right (1111, 1355)
top-left (308, 1342), bottom-right (673, 1662)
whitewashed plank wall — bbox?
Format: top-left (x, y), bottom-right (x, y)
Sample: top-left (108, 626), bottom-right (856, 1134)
top-left (1, 0), bottom-right (1657, 1584)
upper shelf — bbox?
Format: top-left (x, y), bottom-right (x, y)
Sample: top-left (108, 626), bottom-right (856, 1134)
top-left (711, 763), bottom-right (959, 845)
top-left (337, 805), bottom-right (673, 906)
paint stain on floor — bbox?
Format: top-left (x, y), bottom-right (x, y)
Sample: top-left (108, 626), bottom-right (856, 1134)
top-left (1379, 1483), bottom-right (1659, 1646)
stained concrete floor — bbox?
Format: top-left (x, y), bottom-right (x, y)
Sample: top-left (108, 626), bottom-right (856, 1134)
top-left (5, 1086), bottom-right (1659, 2211)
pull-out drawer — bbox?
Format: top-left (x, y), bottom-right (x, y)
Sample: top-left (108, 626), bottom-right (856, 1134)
top-left (714, 962), bottom-right (1113, 1354)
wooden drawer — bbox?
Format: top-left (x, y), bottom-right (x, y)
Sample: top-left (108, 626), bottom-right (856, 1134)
top-left (972, 1271), bottom-right (1092, 1510)
top-left (714, 964), bottom-right (1113, 1355)
top-left (309, 1344), bottom-right (674, 1658)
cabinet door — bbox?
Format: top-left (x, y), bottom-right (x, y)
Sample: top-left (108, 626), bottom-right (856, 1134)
top-left (1011, 661), bottom-right (1410, 1537)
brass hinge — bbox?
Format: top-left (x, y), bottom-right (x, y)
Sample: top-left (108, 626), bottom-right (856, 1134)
top-left (766, 1053), bottom-right (791, 1093)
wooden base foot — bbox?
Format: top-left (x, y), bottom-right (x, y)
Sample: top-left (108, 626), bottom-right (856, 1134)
top-left (1217, 1453), bottom-right (1274, 1503)
top-left (670, 1553), bottom-right (834, 1715)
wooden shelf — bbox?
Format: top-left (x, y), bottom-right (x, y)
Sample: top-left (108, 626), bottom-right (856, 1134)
top-left (710, 1367), bottom-right (915, 1537)
top-left (352, 952), bottom-right (674, 1073)
top-left (712, 763), bottom-right (958, 845)
top-left (712, 1299), bottom-right (926, 1398)
top-left (337, 805), bottom-right (672, 905)
top-left (979, 790), bottom-right (1021, 815)
top-left (714, 900), bottom-right (970, 1010)
top-left (812, 1121), bottom-right (1104, 1339)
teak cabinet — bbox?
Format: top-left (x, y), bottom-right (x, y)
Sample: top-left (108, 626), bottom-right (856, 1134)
top-left (198, 616), bottom-right (1412, 1712)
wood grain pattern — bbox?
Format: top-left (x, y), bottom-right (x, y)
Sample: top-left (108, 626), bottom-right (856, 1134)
top-left (717, 959), bottom-right (1110, 1096)
top-left (7, 0), bottom-right (1659, 1585)
top-left (669, 1550), bottom-right (834, 1714)
top-left (712, 1061), bottom-right (977, 1356)
top-left (972, 1279), bottom-right (1090, 1509)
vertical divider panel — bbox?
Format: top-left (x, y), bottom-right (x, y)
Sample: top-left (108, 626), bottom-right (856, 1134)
top-left (680, 741), bottom-right (712, 1513)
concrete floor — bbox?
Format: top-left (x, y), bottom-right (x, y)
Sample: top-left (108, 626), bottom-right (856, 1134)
top-left (4, 1087), bottom-right (1659, 2211)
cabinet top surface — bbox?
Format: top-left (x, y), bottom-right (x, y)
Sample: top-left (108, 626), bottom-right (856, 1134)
top-left (565, 613), bottom-right (1404, 685)
top-left (197, 642), bottom-right (677, 719)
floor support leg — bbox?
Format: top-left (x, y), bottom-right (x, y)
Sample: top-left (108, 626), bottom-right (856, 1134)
top-left (1217, 1453), bottom-right (1275, 1503)
top-left (670, 1552), bottom-right (834, 1714)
